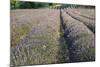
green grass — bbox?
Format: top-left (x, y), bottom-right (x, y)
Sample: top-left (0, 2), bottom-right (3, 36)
top-left (11, 24), bottom-right (31, 47)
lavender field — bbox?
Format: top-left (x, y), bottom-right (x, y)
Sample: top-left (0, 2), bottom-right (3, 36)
top-left (10, 7), bottom-right (95, 66)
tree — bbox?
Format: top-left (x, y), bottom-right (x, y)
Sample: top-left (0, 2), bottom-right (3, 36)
top-left (11, 0), bottom-right (20, 9)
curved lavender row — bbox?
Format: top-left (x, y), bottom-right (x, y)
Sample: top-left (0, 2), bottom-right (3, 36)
top-left (70, 10), bottom-right (95, 20)
top-left (10, 9), bottom-right (69, 66)
top-left (64, 8), bottom-right (95, 20)
top-left (64, 8), bottom-right (95, 33)
top-left (61, 10), bottom-right (95, 62)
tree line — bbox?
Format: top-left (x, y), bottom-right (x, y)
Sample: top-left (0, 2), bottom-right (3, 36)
top-left (10, 0), bottom-right (95, 9)
top-left (10, 0), bottom-right (57, 9)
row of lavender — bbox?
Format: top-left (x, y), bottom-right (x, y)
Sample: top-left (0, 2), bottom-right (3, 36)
top-left (11, 9), bottom-right (69, 66)
top-left (10, 7), bottom-right (95, 66)
top-left (60, 8), bottom-right (95, 62)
